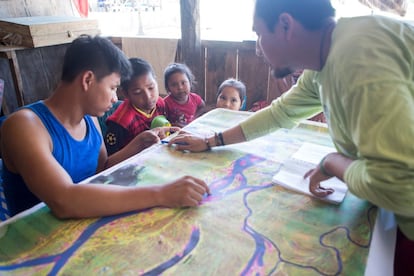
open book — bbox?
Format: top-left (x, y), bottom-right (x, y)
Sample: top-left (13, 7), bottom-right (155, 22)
top-left (272, 142), bottom-right (348, 205)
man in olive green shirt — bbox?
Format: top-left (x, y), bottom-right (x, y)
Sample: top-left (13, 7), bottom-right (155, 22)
top-left (170, 0), bottom-right (414, 274)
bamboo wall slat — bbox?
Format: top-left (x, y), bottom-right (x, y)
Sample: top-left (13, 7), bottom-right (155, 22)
top-left (237, 48), bottom-right (269, 109)
top-left (204, 47), bottom-right (237, 105)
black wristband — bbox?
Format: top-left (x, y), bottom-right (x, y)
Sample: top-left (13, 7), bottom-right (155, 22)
top-left (214, 132), bottom-right (220, 146)
top-left (218, 132), bottom-right (225, 146)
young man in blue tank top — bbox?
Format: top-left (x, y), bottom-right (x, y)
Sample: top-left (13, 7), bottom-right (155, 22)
top-left (0, 35), bottom-right (210, 219)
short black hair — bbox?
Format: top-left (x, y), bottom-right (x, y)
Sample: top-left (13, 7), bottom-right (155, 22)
top-left (254, 0), bottom-right (336, 31)
top-left (121, 58), bottom-right (155, 91)
top-left (61, 35), bottom-right (131, 82)
top-left (163, 63), bottom-right (195, 91)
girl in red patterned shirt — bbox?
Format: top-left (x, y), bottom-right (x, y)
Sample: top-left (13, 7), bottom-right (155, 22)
top-left (163, 63), bottom-right (205, 127)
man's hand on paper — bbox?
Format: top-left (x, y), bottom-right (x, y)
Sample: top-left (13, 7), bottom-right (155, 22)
top-left (305, 152), bottom-right (353, 198)
top-left (304, 166), bottom-right (335, 198)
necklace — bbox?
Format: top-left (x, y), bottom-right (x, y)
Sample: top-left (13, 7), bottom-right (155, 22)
top-left (319, 22), bottom-right (335, 69)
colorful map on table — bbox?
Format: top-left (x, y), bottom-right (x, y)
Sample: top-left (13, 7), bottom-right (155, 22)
top-left (0, 109), bottom-right (376, 275)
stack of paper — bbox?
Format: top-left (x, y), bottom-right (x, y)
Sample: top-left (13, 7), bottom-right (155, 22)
top-left (272, 142), bottom-right (348, 205)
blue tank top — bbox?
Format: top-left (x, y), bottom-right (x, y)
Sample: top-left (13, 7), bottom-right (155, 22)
top-left (3, 101), bottom-right (102, 216)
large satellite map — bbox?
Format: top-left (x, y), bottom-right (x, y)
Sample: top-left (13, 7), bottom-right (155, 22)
top-left (0, 109), bottom-right (375, 275)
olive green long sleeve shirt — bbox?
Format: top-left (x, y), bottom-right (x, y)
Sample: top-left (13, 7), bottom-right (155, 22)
top-left (240, 15), bottom-right (414, 239)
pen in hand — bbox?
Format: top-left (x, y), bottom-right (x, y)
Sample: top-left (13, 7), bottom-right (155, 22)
top-left (160, 140), bottom-right (188, 146)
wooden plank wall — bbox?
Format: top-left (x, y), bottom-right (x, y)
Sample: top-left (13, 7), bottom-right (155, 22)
top-left (237, 44), bottom-right (270, 109)
top-left (204, 42), bottom-right (237, 105)
top-left (17, 45), bottom-right (68, 103)
top-left (0, 44), bottom-right (69, 113)
top-left (115, 37), bottom-right (279, 110)
top-left (1, 37), bottom-right (284, 113)
top-left (201, 40), bottom-right (280, 110)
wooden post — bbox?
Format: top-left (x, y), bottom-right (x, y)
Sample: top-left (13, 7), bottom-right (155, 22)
top-left (179, 0), bottom-right (204, 97)
top-left (0, 47), bottom-right (25, 109)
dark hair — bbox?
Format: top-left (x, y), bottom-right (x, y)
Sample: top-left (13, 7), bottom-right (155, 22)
top-left (121, 58), bottom-right (155, 91)
top-left (163, 63), bottom-right (195, 91)
top-left (217, 78), bottom-right (247, 110)
top-left (61, 35), bottom-right (131, 82)
top-left (254, 0), bottom-right (336, 31)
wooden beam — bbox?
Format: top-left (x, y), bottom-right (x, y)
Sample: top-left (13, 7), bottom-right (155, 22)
top-left (179, 0), bottom-right (204, 97)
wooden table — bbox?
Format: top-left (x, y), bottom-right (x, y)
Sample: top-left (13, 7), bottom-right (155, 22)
top-left (0, 109), bottom-right (393, 275)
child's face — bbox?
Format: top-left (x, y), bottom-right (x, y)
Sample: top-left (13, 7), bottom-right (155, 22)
top-left (124, 73), bottom-right (159, 113)
top-left (216, 87), bottom-right (242, 111)
top-left (166, 72), bottom-right (191, 103)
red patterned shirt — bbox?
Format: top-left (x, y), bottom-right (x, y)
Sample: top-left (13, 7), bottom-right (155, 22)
top-left (164, 92), bottom-right (204, 126)
top-left (105, 97), bottom-right (166, 155)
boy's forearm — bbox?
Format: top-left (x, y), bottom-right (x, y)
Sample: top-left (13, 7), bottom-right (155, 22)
top-left (50, 184), bottom-right (159, 219)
